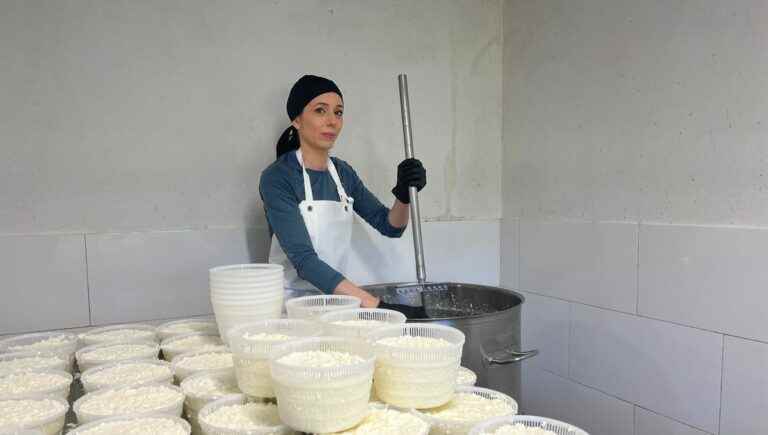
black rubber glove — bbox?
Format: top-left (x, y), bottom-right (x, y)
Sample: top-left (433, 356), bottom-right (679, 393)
top-left (392, 158), bottom-right (426, 204)
top-left (378, 301), bottom-right (429, 319)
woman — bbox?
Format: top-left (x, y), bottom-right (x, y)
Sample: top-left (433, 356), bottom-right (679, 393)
top-left (260, 75), bottom-right (427, 313)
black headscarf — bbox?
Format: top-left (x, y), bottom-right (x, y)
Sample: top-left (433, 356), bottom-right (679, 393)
top-left (276, 75), bottom-right (343, 159)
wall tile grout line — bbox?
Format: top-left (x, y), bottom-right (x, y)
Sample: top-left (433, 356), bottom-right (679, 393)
top-left (635, 223), bottom-right (641, 315)
top-left (717, 334), bottom-right (725, 435)
top-left (83, 234), bottom-right (92, 326)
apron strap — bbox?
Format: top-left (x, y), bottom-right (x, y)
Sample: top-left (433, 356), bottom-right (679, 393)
top-left (295, 150), bottom-right (351, 204)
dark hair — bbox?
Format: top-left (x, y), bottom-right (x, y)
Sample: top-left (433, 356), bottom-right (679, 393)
top-left (275, 75), bottom-right (343, 159)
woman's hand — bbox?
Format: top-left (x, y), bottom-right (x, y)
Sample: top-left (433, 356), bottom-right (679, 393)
top-left (333, 279), bottom-right (380, 308)
top-left (391, 158), bottom-right (426, 204)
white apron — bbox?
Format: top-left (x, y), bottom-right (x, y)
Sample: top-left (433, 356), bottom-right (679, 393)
top-left (268, 150), bottom-right (355, 292)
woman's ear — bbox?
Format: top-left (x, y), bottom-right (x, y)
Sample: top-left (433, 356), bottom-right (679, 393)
top-left (291, 117), bottom-right (300, 130)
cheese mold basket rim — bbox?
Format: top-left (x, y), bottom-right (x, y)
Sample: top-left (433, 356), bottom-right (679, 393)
top-left (368, 323), bottom-right (466, 363)
top-left (284, 295), bottom-right (361, 318)
top-left (73, 381), bottom-right (184, 424)
top-left (468, 415), bottom-right (589, 435)
top-left (157, 318), bottom-right (218, 341)
top-left (66, 413), bottom-right (192, 434)
top-left (269, 337), bottom-right (375, 382)
top-left (197, 393), bottom-right (293, 435)
top-left (79, 323), bottom-right (158, 346)
top-left (79, 358), bottom-right (173, 393)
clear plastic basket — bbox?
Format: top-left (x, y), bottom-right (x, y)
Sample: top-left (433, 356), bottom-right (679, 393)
top-left (197, 394), bottom-right (294, 435)
top-left (368, 324), bottom-right (466, 409)
top-left (79, 323), bottom-right (158, 347)
top-left (0, 332), bottom-right (79, 359)
top-left (319, 308), bottom-right (407, 339)
top-left (228, 319), bottom-right (321, 398)
top-left (412, 386), bottom-right (519, 435)
top-left (161, 332), bottom-right (224, 362)
top-left (158, 318), bottom-right (218, 341)
top-left (180, 369), bottom-right (241, 435)
top-left (0, 396), bottom-right (69, 435)
top-left (73, 382), bottom-right (184, 424)
top-left (0, 369), bottom-right (73, 399)
top-left (171, 349), bottom-right (233, 382)
top-left (284, 295), bottom-right (361, 319)
top-left (468, 415), bottom-right (589, 435)
top-left (0, 351), bottom-right (70, 375)
top-left (75, 340), bottom-right (160, 372)
top-left (269, 337), bottom-right (375, 433)
top-left (66, 414), bottom-right (192, 434)
top-left (79, 359), bottom-right (173, 393)
top-left (318, 402), bottom-right (431, 435)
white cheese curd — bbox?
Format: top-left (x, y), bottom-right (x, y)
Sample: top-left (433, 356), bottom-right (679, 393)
top-left (83, 329), bottom-right (155, 343)
top-left (81, 361), bottom-right (172, 391)
top-left (182, 373), bottom-right (240, 398)
top-left (200, 402), bottom-right (281, 430)
top-left (325, 407), bottom-right (429, 435)
top-left (161, 335), bottom-right (224, 361)
top-left (0, 371), bottom-right (71, 397)
top-left (423, 393), bottom-right (514, 421)
top-left (77, 384), bottom-right (183, 418)
top-left (79, 343), bottom-right (157, 361)
top-left (242, 332), bottom-right (292, 341)
top-left (0, 355), bottom-right (66, 374)
top-left (7, 335), bottom-right (74, 353)
top-left (482, 425), bottom-right (557, 435)
top-left (277, 350), bottom-right (364, 367)
top-left (0, 398), bottom-right (67, 430)
top-left (75, 417), bottom-right (189, 435)
top-left (376, 336), bottom-right (452, 348)
top-left (456, 366), bottom-right (477, 386)
top-left (175, 352), bottom-right (233, 371)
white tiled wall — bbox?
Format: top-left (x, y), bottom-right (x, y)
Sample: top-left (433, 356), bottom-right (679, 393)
top-left (720, 336), bottom-right (768, 434)
top-left (635, 408), bottom-right (711, 435)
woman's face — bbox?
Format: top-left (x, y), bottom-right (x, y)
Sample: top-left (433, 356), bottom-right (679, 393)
top-left (292, 92), bottom-right (344, 152)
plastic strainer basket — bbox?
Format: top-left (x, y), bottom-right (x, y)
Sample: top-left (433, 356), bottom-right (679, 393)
top-left (66, 414), bottom-right (192, 434)
top-left (79, 359), bottom-right (173, 393)
top-left (318, 402), bottom-right (431, 435)
top-left (0, 369), bottom-right (73, 399)
top-left (73, 382), bottom-right (184, 424)
top-left (368, 323), bottom-right (466, 409)
top-left (0, 396), bottom-right (69, 435)
top-left (171, 349), bottom-right (233, 382)
top-left (412, 386), bottom-right (518, 435)
top-left (228, 319), bottom-right (321, 398)
top-left (161, 332), bottom-right (224, 362)
top-left (197, 394), bottom-right (293, 435)
top-left (0, 351), bottom-right (70, 375)
top-left (79, 323), bottom-right (158, 346)
top-left (180, 369), bottom-right (241, 435)
top-left (158, 318), bottom-right (218, 341)
top-left (319, 308), bottom-right (407, 338)
top-left (75, 340), bottom-right (160, 372)
top-left (457, 366), bottom-right (478, 387)
top-left (468, 415), bottom-right (589, 435)
top-left (269, 337), bottom-right (375, 433)
top-left (284, 295), bottom-right (361, 319)
top-left (0, 332), bottom-right (79, 358)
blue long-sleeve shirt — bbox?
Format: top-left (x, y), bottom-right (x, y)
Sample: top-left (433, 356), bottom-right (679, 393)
top-left (259, 151), bottom-right (405, 293)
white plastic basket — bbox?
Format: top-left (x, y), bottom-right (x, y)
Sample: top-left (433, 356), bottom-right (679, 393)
top-left (158, 318), bottom-right (218, 341)
top-left (269, 337), bottom-right (375, 433)
top-left (412, 386), bottom-right (518, 435)
top-left (469, 415), bottom-right (589, 435)
top-left (79, 359), bottom-right (173, 393)
top-left (319, 308), bottom-right (407, 338)
top-left (161, 332), bottom-right (224, 362)
top-left (284, 295), bottom-right (361, 319)
top-left (66, 414), bottom-right (192, 434)
top-left (0, 332), bottom-right (79, 359)
top-left (75, 340), bottom-right (160, 372)
top-left (332, 402), bottom-right (431, 435)
top-left (171, 349), bottom-right (233, 382)
top-left (73, 382), bottom-right (184, 424)
top-left (368, 324), bottom-right (466, 409)
top-left (197, 394), bottom-right (294, 435)
top-left (0, 351), bottom-right (70, 375)
top-left (180, 369), bottom-right (241, 435)
top-left (0, 396), bottom-right (69, 435)
top-left (228, 319), bottom-right (321, 398)
top-left (79, 324), bottom-right (158, 346)
top-left (0, 369), bottom-right (73, 399)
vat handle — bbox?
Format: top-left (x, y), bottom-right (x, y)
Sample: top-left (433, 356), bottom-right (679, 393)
top-left (481, 345), bottom-right (539, 366)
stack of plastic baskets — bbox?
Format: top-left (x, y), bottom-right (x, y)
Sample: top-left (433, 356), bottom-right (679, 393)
top-left (469, 415), bottom-right (589, 435)
top-left (269, 337), bottom-right (375, 433)
top-left (368, 324), bottom-right (465, 409)
top-left (210, 264), bottom-right (284, 342)
top-left (284, 295), bottom-right (361, 319)
top-left (319, 308), bottom-right (406, 339)
top-left (228, 319), bottom-right (321, 399)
